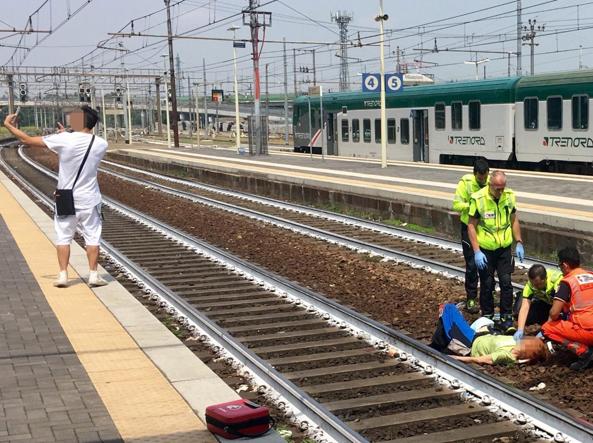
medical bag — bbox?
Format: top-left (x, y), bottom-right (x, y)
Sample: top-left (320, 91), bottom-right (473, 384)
top-left (205, 399), bottom-right (274, 439)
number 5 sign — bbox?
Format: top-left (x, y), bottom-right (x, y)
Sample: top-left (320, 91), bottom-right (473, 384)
top-left (362, 73), bottom-right (404, 93)
top-left (385, 74), bottom-right (404, 92)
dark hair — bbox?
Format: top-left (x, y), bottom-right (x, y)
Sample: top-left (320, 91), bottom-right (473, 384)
top-left (527, 264), bottom-right (547, 280)
top-left (81, 105), bottom-right (99, 129)
top-left (473, 157), bottom-right (489, 175)
top-left (558, 247), bottom-right (580, 268)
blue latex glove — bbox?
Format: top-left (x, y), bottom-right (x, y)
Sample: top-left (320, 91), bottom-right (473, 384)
top-left (516, 243), bottom-right (525, 262)
top-left (513, 329), bottom-right (524, 342)
top-left (474, 250), bottom-right (488, 270)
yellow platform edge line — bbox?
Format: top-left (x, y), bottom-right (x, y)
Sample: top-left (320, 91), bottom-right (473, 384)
top-left (0, 180), bottom-right (213, 442)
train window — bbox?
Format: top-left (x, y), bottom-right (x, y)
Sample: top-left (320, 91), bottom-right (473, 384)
top-left (435, 102), bottom-right (445, 129)
top-left (547, 96), bottom-right (562, 130)
top-left (451, 101), bottom-right (462, 130)
top-left (524, 98), bottom-right (538, 130)
top-left (363, 119), bottom-right (371, 143)
top-left (469, 101), bottom-right (481, 130)
top-left (388, 118), bottom-right (396, 144)
top-left (572, 95), bottom-right (589, 130)
top-left (375, 119), bottom-right (381, 143)
top-left (341, 119), bottom-right (349, 142)
top-left (352, 119), bottom-right (360, 142)
top-left (400, 118), bottom-right (410, 144)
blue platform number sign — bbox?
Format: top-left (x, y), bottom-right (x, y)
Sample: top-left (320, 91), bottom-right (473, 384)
top-left (362, 74), bottom-right (380, 92)
top-left (362, 73), bottom-right (404, 93)
top-left (386, 74), bottom-right (404, 93)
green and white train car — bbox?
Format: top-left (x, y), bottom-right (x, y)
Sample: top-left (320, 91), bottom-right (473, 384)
top-left (293, 70), bottom-right (593, 172)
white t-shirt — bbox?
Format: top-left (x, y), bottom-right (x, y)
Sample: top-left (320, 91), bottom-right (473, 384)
top-left (43, 132), bottom-right (108, 210)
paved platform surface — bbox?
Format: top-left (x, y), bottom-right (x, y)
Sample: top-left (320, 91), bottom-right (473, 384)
top-left (0, 214), bottom-right (122, 443)
top-left (0, 164), bottom-right (284, 443)
top-left (112, 142), bottom-right (593, 233)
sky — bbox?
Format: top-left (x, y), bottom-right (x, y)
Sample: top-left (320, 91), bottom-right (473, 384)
top-left (1, 0), bottom-right (593, 97)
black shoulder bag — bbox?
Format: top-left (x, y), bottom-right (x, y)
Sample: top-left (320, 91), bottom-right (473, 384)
top-left (54, 135), bottom-right (95, 216)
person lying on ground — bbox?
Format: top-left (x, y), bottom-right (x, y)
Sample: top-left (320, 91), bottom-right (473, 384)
top-left (430, 303), bottom-right (551, 366)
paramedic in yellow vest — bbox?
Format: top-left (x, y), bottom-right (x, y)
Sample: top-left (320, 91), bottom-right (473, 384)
top-left (468, 170), bottom-right (524, 334)
top-left (513, 265), bottom-right (563, 341)
top-left (452, 158), bottom-right (489, 314)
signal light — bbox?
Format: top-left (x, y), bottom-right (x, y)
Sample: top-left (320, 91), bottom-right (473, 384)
top-left (114, 85), bottom-right (122, 103)
top-left (78, 82), bottom-right (92, 102)
top-left (18, 83), bottom-right (27, 102)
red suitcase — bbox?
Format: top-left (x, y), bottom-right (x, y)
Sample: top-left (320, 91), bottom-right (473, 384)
top-left (205, 399), bottom-right (274, 439)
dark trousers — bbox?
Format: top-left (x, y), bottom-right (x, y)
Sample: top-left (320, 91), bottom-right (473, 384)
top-left (461, 224), bottom-right (478, 300)
top-left (513, 295), bottom-right (551, 326)
top-left (478, 246), bottom-right (514, 317)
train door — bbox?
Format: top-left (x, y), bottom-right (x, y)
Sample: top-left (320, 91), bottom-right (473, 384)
top-left (326, 112), bottom-right (337, 155)
top-left (412, 109), bottom-right (429, 162)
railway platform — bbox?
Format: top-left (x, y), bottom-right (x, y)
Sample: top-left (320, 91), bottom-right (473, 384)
top-left (111, 142), bottom-right (593, 231)
top-left (0, 168), bottom-right (282, 442)
top-left (108, 142), bottom-right (593, 262)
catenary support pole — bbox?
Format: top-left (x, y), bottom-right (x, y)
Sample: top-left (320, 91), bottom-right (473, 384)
top-left (126, 77), bottom-right (132, 144)
top-left (7, 75), bottom-right (14, 115)
top-left (232, 34), bottom-right (241, 152)
top-left (187, 76), bottom-right (193, 138)
top-left (155, 77), bottom-right (163, 135)
top-left (293, 48), bottom-right (297, 96)
top-left (194, 84), bottom-right (201, 148)
top-left (101, 88), bottom-right (107, 140)
top-left (165, 0), bottom-right (180, 147)
top-left (283, 37), bottom-right (289, 145)
top-left (378, 0), bottom-right (388, 168)
top-left (517, 0), bottom-right (522, 76)
top-left (203, 58), bottom-right (208, 136)
top-left (164, 77), bottom-right (172, 150)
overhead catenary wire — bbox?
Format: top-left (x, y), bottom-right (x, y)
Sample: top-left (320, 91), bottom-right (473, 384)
top-left (5, 0), bottom-right (593, 97)
top-left (5, 0), bottom-right (96, 67)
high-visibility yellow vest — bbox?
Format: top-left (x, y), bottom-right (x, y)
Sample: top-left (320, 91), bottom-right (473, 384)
top-left (522, 269), bottom-right (563, 304)
top-left (469, 186), bottom-right (517, 250)
top-left (452, 174), bottom-right (488, 225)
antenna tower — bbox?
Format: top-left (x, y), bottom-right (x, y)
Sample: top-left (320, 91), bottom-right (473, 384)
top-left (332, 11), bottom-right (353, 92)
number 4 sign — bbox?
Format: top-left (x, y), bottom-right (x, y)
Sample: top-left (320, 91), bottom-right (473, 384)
top-left (362, 74), bottom-right (380, 92)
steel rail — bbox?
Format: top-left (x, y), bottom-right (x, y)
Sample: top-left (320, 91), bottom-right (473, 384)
top-left (5, 147), bottom-right (593, 442)
top-left (99, 164), bottom-right (469, 278)
top-left (100, 161), bottom-right (458, 248)
top-left (0, 148), bottom-right (367, 443)
top-left (99, 161), bottom-right (545, 291)
top-left (101, 159), bottom-right (549, 269)
top-left (18, 148), bottom-right (466, 279)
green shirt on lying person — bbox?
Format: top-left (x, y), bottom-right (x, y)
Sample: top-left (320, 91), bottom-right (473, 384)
top-left (471, 334), bottom-right (517, 365)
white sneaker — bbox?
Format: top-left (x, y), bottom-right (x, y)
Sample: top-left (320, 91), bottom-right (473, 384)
top-left (88, 273), bottom-right (108, 287)
top-left (53, 271), bottom-right (68, 288)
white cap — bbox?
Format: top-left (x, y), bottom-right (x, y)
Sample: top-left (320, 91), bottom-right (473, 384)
top-left (470, 317), bottom-right (495, 332)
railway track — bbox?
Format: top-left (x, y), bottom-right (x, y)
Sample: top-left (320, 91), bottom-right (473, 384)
top-left (2, 146), bottom-right (592, 442)
top-left (97, 159), bottom-right (546, 287)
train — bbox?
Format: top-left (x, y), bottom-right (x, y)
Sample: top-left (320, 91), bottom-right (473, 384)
top-left (293, 70), bottom-right (593, 173)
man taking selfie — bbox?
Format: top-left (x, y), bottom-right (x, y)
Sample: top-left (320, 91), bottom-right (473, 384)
top-left (4, 105), bottom-right (109, 288)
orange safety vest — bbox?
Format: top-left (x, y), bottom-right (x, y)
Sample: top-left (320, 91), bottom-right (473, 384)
top-left (562, 268), bottom-right (593, 329)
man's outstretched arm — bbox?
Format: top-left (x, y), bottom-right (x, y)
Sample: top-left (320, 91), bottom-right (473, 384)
top-left (4, 114), bottom-right (48, 148)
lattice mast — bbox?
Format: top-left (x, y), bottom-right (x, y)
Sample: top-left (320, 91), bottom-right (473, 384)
top-left (332, 11), bottom-right (353, 92)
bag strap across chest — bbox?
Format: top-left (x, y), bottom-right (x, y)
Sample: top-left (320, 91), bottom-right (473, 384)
top-left (69, 134), bottom-right (95, 189)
